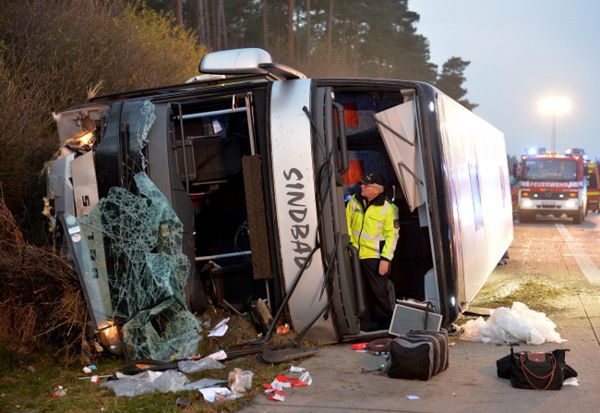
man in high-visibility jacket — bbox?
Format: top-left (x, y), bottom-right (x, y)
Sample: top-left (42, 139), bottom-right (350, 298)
top-left (346, 172), bottom-right (400, 331)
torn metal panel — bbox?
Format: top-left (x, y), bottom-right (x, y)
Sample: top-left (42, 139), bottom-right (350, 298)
top-left (71, 151), bottom-right (100, 216)
top-left (53, 105), bottom-right (107, 146)
top-left (46, 154), bottom-right (76, 219)
top-left (62, 213), bottom-right (113, 328)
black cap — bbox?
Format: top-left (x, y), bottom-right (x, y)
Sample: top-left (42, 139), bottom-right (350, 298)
top-left (360, 173), bottom-right (386, 186)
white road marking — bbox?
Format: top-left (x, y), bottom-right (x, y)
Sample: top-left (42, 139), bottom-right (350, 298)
top-left (555, 224), bottom-right (600, 285)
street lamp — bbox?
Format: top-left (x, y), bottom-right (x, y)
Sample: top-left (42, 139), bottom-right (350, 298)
top-left (537, 95), bottom-right (572, 153)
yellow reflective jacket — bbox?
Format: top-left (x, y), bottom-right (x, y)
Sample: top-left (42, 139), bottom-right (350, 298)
top-left (346, 193), bottom-right (400, 260)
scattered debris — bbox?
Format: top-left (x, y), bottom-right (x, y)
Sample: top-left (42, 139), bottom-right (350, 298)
top-left (101, 370), bottom-right (189, 397)
top-left (205, 349), bottom-right (227, 360)
top-left (228, 368), bottom-right (254, 394)
top-left (77, 374), bottom-right (114, 381)
top-left (184, 378), bottom-right (227, 391)
top-left (51, 385), bottom-right (67, 398)
top-left (263, 366), bottom-right (312, 402)
top-left (276, 324), bottom-right (290, 335)
top-left (175, 397), bottom-right (191, 409)
top-left (178, 357), bottom-right (225, 374)
top-left (82, 364), bottom-right (97, 374)
top-left (199, 387), bottom-right (239, 403)
top-left (287, 365), bottom-right (306, 373)
top-left (460, 301), bottom-right (566, 345)
top-left (351, 342), bottom-right (368, 352)
top-left (564, 377), bottom-right (579, 386)
top-left (208, 317), bottom-right (231, 337)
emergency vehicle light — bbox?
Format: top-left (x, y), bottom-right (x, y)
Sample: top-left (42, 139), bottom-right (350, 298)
top-left (522, 191), bottom-right (530, 197)
top-left (569, 192), bottom-right (578, 198)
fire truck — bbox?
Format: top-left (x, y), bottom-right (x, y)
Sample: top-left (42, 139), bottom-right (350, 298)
top-left (586, 161), bottom-right (600, 213)
top-left (516, 149), bottom-right (587, 223)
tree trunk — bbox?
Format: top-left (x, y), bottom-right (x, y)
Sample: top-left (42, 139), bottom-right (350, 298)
top-left (196, 0), bottom-right (206, 44)
top-left (287, 0), bottom-right (295, 62)
top-left (326, 0), bottom-right (334, 59)
top-left (175, 0), bottom-right (184, 26)
top-left (262, 0), bottom-right (269, 50)
top-left (306, 0), bottom-right (311, 56)
top-left (203, 0), bottom-right (211, 48)
top-left (211, 0), bottom-right (218, 49)
top-left (218, 0), bottom-right (227, 49)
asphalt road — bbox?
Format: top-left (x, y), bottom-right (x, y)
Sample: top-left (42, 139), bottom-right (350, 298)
top-left (241, 212), bottom-right (600, 413)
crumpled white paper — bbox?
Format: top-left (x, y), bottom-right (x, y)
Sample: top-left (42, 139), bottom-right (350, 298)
top-left (460, 302), bottom-right (566, 345)
top-left (199, 386), bottom-right (240, 403)
top-left (208, 317), bottom-right (230, 337)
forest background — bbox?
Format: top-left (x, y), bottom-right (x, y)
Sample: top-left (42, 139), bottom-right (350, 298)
top-left (0, 0), bottom-right (475, 241)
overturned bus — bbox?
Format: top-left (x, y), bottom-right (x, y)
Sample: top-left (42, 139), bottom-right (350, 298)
top-left (46, 48), bottom-right (513, 356)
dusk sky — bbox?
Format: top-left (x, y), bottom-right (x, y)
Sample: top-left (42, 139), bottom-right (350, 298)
top-left (409, 0), bottom-right (600, 159)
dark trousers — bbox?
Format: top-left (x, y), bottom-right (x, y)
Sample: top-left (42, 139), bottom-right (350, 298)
top-left (359, 258), bottom-right (395, 331)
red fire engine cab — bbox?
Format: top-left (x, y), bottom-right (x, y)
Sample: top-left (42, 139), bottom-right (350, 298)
top-left (515, 149), bottom-right (587, 223)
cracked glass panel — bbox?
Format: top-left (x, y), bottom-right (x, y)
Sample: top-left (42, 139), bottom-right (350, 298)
top-left (77, 172), bottom-right (200, 360)
top-left (121, 297), bottom-right (201, 361)
top-left (132, 100), bottom-right (156, 170)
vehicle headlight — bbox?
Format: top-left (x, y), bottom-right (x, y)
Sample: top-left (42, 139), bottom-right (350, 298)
top-left (522, 199), bottom-right (533, 207)
top-left (565, 199), bottom-right (577, 208)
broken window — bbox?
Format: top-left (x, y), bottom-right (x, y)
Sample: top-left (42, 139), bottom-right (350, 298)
top-left (76, 172), bottom-right (200, 360)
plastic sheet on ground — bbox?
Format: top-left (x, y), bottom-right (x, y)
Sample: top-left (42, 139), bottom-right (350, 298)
top-left (460, 301), bottom-right (566, 345)
top-left (178, 357), bottom-right (225, 374)
top-left (102, 370), bottom-right (189, 397)
top-left (184, 378), bottom-right (227, 390)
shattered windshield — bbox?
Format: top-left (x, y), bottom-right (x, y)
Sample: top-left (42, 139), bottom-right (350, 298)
top-left (76, 172), bottom-right (200, 360)
top-left (523, 159), bottom-right (577, 181)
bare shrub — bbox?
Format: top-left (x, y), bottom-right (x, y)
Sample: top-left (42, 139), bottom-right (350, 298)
top-left (0, 198), bottom-right (88, 358)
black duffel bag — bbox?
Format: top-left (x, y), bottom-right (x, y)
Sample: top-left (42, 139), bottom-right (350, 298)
top-left (386, 330), bottom-right (449, 381)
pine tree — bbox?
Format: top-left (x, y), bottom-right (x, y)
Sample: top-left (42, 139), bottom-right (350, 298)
top-left (436, 57), bottom-right (478, 110)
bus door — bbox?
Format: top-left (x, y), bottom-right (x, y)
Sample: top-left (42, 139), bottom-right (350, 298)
top-left (311, 86), bottom-right (360, 338)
